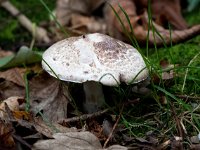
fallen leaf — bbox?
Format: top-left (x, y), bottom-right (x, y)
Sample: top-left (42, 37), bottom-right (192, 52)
top-left (70, 14), bottom-right (106, 34)
top-left (105, 0), bottom-right (200, 46)
top-left (56, 0), bottom-right (105, 26)
top-left (105, 145), bottom-right (128, 150)
top-left (0, 67), bottom-right (26, 87)
top-left (0, 119), bottom-right (15, 149)
top-left (29, 72), bottom-right (70, 122)
top-left (33, 131), bottom-right (102, 150)
top-left (56, 0), bottom-right (89, 26)
top-left (151, 0), bottom-right (188, 30)
top-left (33, 131), bottom-right (128, 150)
top-left (0, 71), bottom-right (70, 122)
top-left (13, 110), bottom-right (32, 120)
top-left (0, 80), bottom-right (25, 100)
top-left (0, 46), bottom-right (42, 70)
top-left (33, 117), bottom-right (77, 138)
top-left (0, 96), bottom-right (24, 119)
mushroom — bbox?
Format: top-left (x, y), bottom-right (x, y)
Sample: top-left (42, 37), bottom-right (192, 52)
top-left (42, 33), bottom-right (148, 113)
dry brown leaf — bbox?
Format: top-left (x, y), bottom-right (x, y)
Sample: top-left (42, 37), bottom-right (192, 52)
top-left (106, 145), bottom-right (128, 150)
top-left (56, 0), bottom-right (89, 26)
top-left (0, 67), bottom-right (26, 87)
top-left (0, 71), bottom-right (70, 122)
top-left (33, 131), bottom-right (127, 150)
top-left (105, 0), bottom-right (138, 36)
top-left (13, 110), bottom-right (31, 120)
top-left (70, 14), bottom-right (106, 34)
top-left (56, 0), bottom-right (105, 26)
top-left (33, 117), bottom-right (77, 138)
top-left (0, 65), bottom-right (42, 100)
top-left (105, 0), bottom-right (200, 45)
top-left (0, 64), bottom-right (43, 87)
top-left (151, 0), bottom-right (187, 30)
top-left (29, 72), bottom-right (70, 122)
top-left (0, 119), bottom-right (15, 149)
top-left (106, 0), bottom-right (187, 31)
top-left (33, 131), bottom-right (102, 150)
top-left (0, 96), bottom-right (24, 119)
top-left (0, 80), bottom-right (25, 100)
top-left (55, 0), bottom-right (200, 45)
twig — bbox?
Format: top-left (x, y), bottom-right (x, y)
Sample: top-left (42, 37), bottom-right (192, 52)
top-left (103, 104), bottom-right (124, 148)
top-left (58, 108), bottom-right (109, 124)
top-left (131, 143), bottom-right (157, 150)
top-left (12, 134), bottom-right (32, 149)
top-left (176, 95), bottom-right (200, 100)
top-left (0, 0), bottom-right (50, 43)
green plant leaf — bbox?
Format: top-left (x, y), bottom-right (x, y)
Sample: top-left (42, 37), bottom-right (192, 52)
top-left (0, 46), bottom-right (43, 70)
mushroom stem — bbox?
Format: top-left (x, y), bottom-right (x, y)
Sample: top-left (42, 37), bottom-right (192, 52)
top-left (83, 81), bottom-right (105, 113)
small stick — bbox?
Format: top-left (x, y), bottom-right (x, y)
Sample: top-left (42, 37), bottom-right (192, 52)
top-left (58, 108), bottom-right (109, 124)
top-left (103, 104), bottom-right (124, 148)
top-left (176, 95), bottom-right (200, 100)
top-left (0, 0), bottom-right (50, 43)
top-left (13, 134), bottom-right (32, 149)
top-left (58, 99), bottom-right (138, 124)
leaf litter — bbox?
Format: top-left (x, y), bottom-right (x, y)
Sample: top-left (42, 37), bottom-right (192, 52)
top-left (0, 0), bottom-right (200, 149)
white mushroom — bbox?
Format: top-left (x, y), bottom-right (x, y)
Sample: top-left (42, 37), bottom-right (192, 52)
top-left (42, 33), bottom-right (148, 113)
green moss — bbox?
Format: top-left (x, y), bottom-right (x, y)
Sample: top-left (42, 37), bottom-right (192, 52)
top-left (149, 36), bottom-right (200, 64)
top-left (147, 12), bottom-right (200, 95)
top-left (148, 34), bottom-right (200, 93)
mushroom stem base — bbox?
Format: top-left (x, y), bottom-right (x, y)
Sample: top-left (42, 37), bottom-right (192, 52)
top-left (83, 81), bottom-right (105, 113)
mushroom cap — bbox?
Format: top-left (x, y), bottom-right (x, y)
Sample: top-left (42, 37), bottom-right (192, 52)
top-left (42, 33), bottom-right (148, 86)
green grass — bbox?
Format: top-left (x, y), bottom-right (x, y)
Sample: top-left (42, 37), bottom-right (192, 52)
top-left (108, 2), bottom-right (200, 147)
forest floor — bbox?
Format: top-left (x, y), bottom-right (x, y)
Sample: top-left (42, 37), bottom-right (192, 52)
top-left (0, 0), bottom-right (200, 149)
